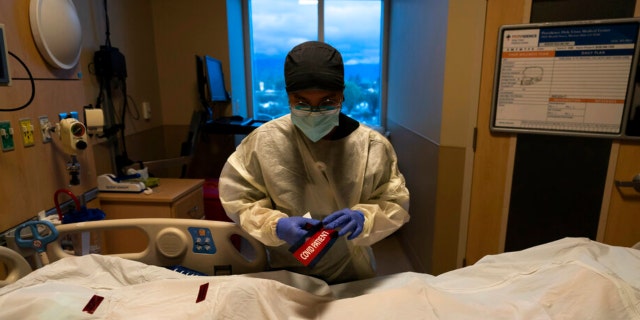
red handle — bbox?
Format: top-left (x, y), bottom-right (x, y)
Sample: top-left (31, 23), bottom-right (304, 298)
top-left (54, 189), bottom-right (81, 221)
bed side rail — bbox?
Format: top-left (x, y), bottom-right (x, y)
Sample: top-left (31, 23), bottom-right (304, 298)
top-left (0, 246), bottom-right (32, 288)
top-left (49, 218), bottom-right (267, 276)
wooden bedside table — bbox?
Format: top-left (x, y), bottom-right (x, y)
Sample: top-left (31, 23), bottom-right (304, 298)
top-left (98, 178), bottom-right (205, 253)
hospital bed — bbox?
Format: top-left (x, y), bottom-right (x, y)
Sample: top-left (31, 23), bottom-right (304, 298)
top-left (0, 218), bottom-right (639, 319)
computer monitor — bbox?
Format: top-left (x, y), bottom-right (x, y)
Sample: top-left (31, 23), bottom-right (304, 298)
top-left (195, 54), bottom-right (230, 104)
top-left (203, 55), bottom-right (230, 102)
top-left (489, 18), bottom-right (640, 139)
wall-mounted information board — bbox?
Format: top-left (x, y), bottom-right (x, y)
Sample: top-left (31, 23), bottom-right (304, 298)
top-left (490, 18), bottom-right (640, 139)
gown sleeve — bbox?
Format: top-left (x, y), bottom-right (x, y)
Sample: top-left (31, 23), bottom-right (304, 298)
top-left (350, 135), bottom-right (410, 247)
top-left (219, 135), bottom-right (289, 247)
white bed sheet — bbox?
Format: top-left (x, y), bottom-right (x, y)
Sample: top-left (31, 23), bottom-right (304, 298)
top-left (0, 237), bottom-right (639, 319)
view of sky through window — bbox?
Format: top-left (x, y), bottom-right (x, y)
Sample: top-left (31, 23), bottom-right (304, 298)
top-left (250, 0), bottom-right (383, 126)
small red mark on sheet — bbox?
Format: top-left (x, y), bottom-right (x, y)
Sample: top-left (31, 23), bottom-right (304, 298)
top-left (196, 283), bottom-right (209, 303)
top-left (82, 295), bottom-right (104, 314)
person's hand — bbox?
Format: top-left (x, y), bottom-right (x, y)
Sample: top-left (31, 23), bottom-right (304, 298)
top-left (323, 209), bottom-right (365, 240)
top-left (276, 216), bottom-right (321, 246)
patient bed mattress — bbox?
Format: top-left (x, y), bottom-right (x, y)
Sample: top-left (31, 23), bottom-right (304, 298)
top-left (0, 237), bottom-right (638, 319)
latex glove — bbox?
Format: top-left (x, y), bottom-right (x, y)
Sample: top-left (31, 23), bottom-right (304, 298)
top-left (323, 209), bottom-right (365, 240)
top-left (276, 216), bottom-right (321, 246)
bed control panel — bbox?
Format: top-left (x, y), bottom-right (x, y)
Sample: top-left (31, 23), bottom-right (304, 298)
top-left (188, 227), bottom-right (217, 254)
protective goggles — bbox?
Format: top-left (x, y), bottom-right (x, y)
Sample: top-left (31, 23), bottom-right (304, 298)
top-left (290, 98), bottom-right (342, 116)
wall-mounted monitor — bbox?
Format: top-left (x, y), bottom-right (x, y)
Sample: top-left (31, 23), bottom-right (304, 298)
top-left (490, 18), bottom-right (640, 139)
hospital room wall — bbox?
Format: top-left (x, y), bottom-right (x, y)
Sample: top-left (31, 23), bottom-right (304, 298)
top-left (148, 0), bottom-right (236, 178)
top-left (78, 0), bottom-right (232, 178)
top-left (466, 0), bottom-right (640, 265)
top-left (0, 0), bottom-right (102, 231)
top-left (58, 0), bottom-right (231, 180)
top-left (74, 0), bottom-right (167, 176)
top-left (0, 0), bottom-right (183, 231)
top-left (92, 0), bottom-right (235, 179)
top-left (386, 0), bottom-right (486, 274)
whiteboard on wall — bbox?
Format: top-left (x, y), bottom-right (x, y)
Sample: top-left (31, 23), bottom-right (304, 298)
top-left (490, 18), bottom-right (640, 139)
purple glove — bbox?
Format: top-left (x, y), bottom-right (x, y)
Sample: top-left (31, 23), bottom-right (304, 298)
top-left (276, 216), bottom-right (321, 245)
top-left (323, 209), bottom-right (365, 240)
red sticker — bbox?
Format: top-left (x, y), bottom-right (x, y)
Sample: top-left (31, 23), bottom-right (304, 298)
top-left (196, 283), bottom-right (209, 303)
top-left (82, 295), bottom-right (104, 314)
top-left (292, 228), bottom-right (337, 266)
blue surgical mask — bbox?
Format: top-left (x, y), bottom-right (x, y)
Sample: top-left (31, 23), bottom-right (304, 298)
top-left (291, 112), bottom-right (339, 142)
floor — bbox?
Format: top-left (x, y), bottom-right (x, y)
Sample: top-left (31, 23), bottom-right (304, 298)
top-left (371, 234), bottom-right (414, 276)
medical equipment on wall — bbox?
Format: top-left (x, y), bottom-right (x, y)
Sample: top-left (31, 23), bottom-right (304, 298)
top-left (84, 107), bottom-right (105, 136)
top-left (58, 117), bottom-right (88, 156)
top-left (48, 116), bottom-right (88, 185)
top-left (39, 110), bottom-right (103, 185)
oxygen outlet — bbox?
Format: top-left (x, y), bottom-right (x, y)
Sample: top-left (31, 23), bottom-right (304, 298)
top-left (59, 118), bottom-right (87, 155)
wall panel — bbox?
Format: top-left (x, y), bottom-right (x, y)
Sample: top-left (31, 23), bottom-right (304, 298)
top-left (0, 0), bottom-right (160, 231)
top-left (466, 0), bottom-right (526, 264)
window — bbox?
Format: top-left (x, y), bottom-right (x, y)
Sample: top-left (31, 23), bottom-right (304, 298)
top-left (247, 0), bottom-right (384, 128)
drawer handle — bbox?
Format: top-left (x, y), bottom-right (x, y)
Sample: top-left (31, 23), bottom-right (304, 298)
top-left (614, 174), bottom-right (640, 193)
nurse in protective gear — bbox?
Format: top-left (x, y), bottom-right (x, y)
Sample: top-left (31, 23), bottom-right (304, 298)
top-left (219, 41), bottom-right (410, 284)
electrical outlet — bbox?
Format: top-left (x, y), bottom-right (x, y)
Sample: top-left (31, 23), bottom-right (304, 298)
top-left (0, 120), bottom-right (14, 151)
top-left (19, 118), bottom-right (35, 147)
top-left (39, 115), bottom-right (52, 143)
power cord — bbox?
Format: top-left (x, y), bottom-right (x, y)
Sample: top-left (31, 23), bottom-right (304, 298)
top-left (0, 51), bottom-right (35, 112)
